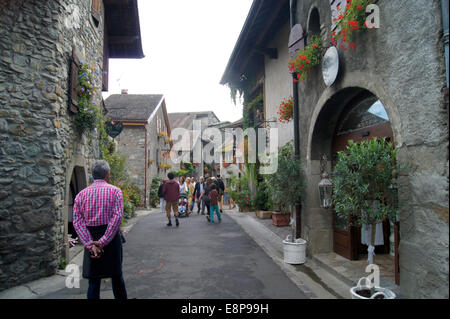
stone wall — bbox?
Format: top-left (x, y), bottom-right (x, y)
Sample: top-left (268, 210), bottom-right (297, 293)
top-left (0, 0), bottom-right (104, 291)
top-left (290, 0), bottom-right (448, 298)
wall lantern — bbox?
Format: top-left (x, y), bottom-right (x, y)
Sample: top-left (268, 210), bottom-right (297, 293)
top-left (318, 154), bottom-right (333, 208)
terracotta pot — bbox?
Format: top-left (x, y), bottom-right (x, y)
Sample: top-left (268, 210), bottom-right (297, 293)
top-left (272, 211), bottom-right (290, 226)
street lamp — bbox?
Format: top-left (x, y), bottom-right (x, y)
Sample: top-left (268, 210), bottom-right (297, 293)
top-left (318, 154), bottom-right (333, 208)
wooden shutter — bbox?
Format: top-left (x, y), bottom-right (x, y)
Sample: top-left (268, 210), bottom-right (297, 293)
top-left (288, 24), bottom-right (305, 58)
top-left (69, 50), bottom-right (80, 114)
top-left (102, 24), bottom-right (109, 91)
top-left (91, 0), bottom-right (101, 24)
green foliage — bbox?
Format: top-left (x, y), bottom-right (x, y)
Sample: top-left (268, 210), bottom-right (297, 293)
top-left (75, 63), bottom-right (100, 135)
top-left (331, 138), bottom-right (400, 227)
top-left (266, 142), bottom-right (306, 213)
top-left (252, 182), bottom-right (273, 211)
top-left (172, 161), bottom-right (195, 178)
top-left (288, 35), bottom-right (322, 81)
top-left (149, 177), bottom-right (162, 208)
top-left (243, 93), bottom-right (263, 129)
top-left (333, 0), bottom-right (373, 44)
top-left (228, 175), bottom-right (252, 210)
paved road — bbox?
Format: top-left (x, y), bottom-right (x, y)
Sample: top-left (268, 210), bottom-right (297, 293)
top-left (42, 210), bottom-right (307, 299)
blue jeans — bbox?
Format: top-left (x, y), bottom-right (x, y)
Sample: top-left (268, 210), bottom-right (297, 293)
top-left (87, 274), bottom-right (127, 299)
top-left (210, 205), bottom-right (221, 222)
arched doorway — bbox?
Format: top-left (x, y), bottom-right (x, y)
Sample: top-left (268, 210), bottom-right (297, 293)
top-left (331, 90), bottom-right (394, 260)
top-left (68, 166), bottom-right (87, 241)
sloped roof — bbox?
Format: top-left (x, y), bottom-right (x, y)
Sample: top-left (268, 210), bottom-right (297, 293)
top-left (167, 111), bottom-right (220, 130)
top-left (105, 94), bottom-right (164, 121)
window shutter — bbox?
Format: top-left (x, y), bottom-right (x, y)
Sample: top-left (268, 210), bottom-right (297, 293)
top-left (91, 0), bottom-right (101, 24)
top-left (102, 25), bottom-right (109, 91)
top-left (69, 50), bottom-right (80, 114)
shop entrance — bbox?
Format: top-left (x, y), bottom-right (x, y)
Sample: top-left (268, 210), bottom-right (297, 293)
top-left (331, 91), bottom-right (399, 283)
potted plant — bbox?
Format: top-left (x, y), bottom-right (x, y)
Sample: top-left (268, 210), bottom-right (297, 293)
top-left (266, 142), bottom-right (307, 264)
top-left (332, 138), bottom-right (399, 265)
top-left (266, 142), bottom-right (305, 227)
top-left (252, 182), bottom-right (272, 219)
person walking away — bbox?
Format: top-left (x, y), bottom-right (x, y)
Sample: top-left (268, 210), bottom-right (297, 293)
top-left (72, 160), bottom-right (127, 300)
top-left (193, 176), bottom-right (205, 214)
top-left (158, 180), bottom-right (166, 214)
top-left (208, 184), bottom-right (222, 223)
top-left (216, 174), bottom-right (225, 213)
top-left (163, 172), bottom-right (180, 227)
top-left (199, 178), bottom-right (213, 222)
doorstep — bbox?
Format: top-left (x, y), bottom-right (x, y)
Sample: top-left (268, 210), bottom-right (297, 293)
top-left (312, 252), bottom-right (401, 298)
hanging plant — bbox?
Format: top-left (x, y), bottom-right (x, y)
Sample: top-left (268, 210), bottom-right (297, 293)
top-left (75, 63), bottom-right (100, 134)
top-left (288, 35), bottom-right (323, 82)
top-left (332, 0), bottom-right (374, 50)
top-left (277, 96), bottom-right (294, 123)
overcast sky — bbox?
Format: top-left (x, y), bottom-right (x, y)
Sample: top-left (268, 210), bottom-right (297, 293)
top-left (102, 0), bottom-right (253, 123)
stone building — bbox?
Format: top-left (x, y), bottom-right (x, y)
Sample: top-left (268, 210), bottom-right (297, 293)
top-left (168, 111), bottom-right (221, 178)
top-left (0, 0), bottom-right (143, 291)
top-left (221, 0), bottom-right (449, 298)
top-left (104, 93), bottom-right (172, 207)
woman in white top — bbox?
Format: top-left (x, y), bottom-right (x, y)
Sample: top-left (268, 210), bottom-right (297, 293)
top-left (179, 176), bottom-right (187, 195)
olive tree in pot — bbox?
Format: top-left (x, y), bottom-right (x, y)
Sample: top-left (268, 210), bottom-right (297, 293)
top-left (252, 182), bottom-right (273, 219)
top-left (266, 142), bottom-right (307, 264)
top-left (331, 138), bottom-right (400, 298)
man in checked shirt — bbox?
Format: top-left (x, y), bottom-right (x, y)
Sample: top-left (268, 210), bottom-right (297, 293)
top-left (73, 160), bottom-right (127, 299)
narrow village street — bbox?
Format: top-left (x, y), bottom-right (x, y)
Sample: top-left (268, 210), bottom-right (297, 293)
top-left (40, 210), bottom-right (308, 299)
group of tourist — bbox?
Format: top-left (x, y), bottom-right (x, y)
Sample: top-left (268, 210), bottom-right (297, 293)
top-left (158, 173), bottom-right (226, 225)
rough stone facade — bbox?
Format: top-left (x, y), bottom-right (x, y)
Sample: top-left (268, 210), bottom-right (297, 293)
top-left (0, 0), bottom-right (105, 291)
top-left (290, 0), bottom-right (448, 298)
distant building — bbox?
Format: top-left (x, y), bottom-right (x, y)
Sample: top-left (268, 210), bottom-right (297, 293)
top-left (105, 93), bottom-right (172, 207)
top-left (168, 111), bottom-right (221, 178)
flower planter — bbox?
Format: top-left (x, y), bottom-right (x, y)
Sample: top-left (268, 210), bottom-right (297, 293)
top-left (283, 236), bottom-right (307, 264)
top-left (350, 278), bottom-right (396, 299)
top-left (238, 205), bottom-right (251, 213)
top-left (272, 211), bottom-right (290, 226)
top-left (255, 210), bottom-right (272, 219)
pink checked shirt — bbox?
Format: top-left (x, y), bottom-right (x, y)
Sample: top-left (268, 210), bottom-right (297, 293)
top-left (73, 180), bottom-right (123, 249)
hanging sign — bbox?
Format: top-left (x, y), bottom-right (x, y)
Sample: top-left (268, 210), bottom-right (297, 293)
top-left (105, 120), bottom-right (123, 138)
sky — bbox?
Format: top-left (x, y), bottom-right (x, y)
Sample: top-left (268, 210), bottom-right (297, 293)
top-left (102, 0), bottom-right (254, 123)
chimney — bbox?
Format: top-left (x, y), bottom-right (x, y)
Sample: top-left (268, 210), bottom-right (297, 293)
top-left (121, 89), bottom-right (128, 94)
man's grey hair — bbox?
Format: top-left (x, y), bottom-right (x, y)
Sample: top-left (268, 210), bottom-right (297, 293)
top-left (92, 160), bottom-right (110, 180)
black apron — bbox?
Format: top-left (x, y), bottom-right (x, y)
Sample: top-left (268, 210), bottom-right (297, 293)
top-left (82, 225), bottom-right (123, 279)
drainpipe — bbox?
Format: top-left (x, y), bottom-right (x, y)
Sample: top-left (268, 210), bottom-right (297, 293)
top-left (290, 0), bottom-right (302, 239)
top-left (144, 125), bottom-right (148, 208)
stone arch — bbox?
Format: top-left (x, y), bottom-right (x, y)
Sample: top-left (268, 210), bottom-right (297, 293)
top-left (63, 156), bottom-right (89, 260)
top-left (307, 71), bottom-right (404, 162)
top-left (307, 6), bottom-right (321, 38)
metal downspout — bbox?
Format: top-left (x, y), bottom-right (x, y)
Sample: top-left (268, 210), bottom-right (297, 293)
top-left (290, 0), bottom-right (302, 239)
